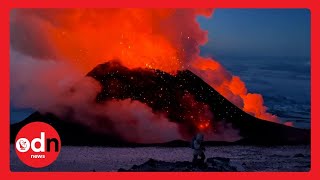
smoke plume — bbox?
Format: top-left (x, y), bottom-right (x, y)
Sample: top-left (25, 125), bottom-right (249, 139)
top-left (10, 9), bottom-right (279, 143)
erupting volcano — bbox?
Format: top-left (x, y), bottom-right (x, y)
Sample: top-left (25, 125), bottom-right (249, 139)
top-left (11, 60), bottom-right (310, 145)
top-left (10, 9), bottom-right (309, 145)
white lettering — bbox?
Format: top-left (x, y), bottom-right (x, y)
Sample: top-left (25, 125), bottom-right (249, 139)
top-left (31, 132), bottom-right (45, 152)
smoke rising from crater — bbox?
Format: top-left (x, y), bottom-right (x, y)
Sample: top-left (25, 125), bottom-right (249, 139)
top-left (11, 9), bottom-right (279, 143)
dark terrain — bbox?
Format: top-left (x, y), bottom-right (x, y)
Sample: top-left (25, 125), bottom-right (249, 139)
top-left (10, 145), bottom-right (310, 171)
top-left (118, 157), bottom-right (239, 172)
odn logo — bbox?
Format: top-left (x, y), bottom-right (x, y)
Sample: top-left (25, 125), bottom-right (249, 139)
top-left (15, 122), bottom-right (61, 168)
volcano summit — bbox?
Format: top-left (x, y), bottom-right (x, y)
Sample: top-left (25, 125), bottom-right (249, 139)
top-left (11, 60), bottom-right (310, 146)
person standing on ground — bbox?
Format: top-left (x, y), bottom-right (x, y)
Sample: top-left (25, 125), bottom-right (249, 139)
top-left (191, 133), bottom-right (206, 165)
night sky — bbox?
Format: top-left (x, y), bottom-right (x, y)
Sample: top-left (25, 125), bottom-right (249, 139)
top-left (198, 9), bottom-right (310, 58)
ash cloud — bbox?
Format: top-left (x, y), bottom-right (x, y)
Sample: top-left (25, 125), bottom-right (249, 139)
top-left (10, 9), bottom-right (283, 143)
top-left (10, 9), bottom-right (278, 122)
top-left (11, 50), bottom-right (183, 143)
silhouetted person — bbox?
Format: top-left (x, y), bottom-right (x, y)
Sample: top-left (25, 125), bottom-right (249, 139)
top-left (191, 133), bottom-right (206, 166)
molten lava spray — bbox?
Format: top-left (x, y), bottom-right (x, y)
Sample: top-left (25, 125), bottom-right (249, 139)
top-left (11, 9), bottom-right (278, 143)
top-left (11, 9), bottom-right (211, 73)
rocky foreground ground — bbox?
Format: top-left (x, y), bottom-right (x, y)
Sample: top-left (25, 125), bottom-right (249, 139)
top-left (118, 157), bottom-right (242, 172)
top-left (10, 145), bottom-right (310, 172)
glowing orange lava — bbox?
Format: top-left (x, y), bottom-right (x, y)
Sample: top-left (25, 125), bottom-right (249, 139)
top-left (197, 120), bottom-right (210, 130)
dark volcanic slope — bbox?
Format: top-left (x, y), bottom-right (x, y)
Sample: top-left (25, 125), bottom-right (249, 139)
top-left (11, 61), bottom-right (310, 145)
